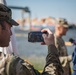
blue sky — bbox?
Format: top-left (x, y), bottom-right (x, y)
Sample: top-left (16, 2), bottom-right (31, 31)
top-left (6, 0), bottom-right (76, 23)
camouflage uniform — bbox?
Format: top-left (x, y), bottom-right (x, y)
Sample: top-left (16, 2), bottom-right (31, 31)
top-left (55, 36), bottom-right (71, 75)
top-left (0, 45), bottom-right (63, 75)
top-left (0, 4), bottom-right (63, 75)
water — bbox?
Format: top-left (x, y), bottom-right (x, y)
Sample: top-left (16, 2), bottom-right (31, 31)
top-left (15, 29), bottom-right (47, 57)
top-left (15, 29), bottom-right (76, 57)
top-left (14, 28), bottom-right (76, 69)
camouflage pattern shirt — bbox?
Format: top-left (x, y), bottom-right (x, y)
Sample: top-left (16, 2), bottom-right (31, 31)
top-left (55, 37), bottom-right (68, 56)
top-left (55, 36), bottom-right (71, 75)
top-left (0, 45), bottom-right (63, 75)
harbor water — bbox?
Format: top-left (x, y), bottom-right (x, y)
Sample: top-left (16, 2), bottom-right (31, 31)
top-left (14, 28), bottom-right (76, 70)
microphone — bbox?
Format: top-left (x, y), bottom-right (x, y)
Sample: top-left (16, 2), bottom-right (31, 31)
top-left (69, 38), bottom-right (76, 45)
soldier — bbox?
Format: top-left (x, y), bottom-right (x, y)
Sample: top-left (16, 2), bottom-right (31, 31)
top-left (54, 18), bottom-right (72, 75)
top-left (0, 3), bottom-right (63, 75)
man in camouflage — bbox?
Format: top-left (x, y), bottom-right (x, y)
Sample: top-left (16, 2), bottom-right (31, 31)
top-left (0, 3), bottom-right (63, 75)
top-left (54, 18), bottom-right (72, 75)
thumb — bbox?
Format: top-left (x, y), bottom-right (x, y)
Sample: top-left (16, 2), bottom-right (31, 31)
top-left (62, 57), bottom-right (67, 67)
top-left (42, 34), bottom-right (47, 40)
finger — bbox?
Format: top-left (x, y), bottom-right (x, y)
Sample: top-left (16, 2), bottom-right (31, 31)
top-left (42, 34), bottom-right (47, 39)
top-left (41, 42), bottom-right (46, 45)
top-left (48, 33), bottom-right (54, 39)
top-left (62, 59), bottom-right (67, 67)
top-left (41, 28), bottom-right (53, 35)
top-left (41, 28), bottom-right (47, 32)
top-left (42, 34), bottom-right (48, 42)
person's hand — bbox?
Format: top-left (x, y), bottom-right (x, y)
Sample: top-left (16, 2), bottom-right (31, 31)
top-left (59, 55), bottom-right (72, 67)
top-left (59, 56), bottom-right (68, 67)
top-left (41, 28), bottom-right (55, 46)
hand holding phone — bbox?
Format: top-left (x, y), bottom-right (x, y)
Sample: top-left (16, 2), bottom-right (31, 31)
top-left (41, 28), bottom-right (55, 45)
top-left (28, 31), bottom-right (47, 42)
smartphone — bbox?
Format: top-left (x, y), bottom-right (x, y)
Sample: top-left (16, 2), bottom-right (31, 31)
top-left (28, 31), bottom-right (47, 42)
